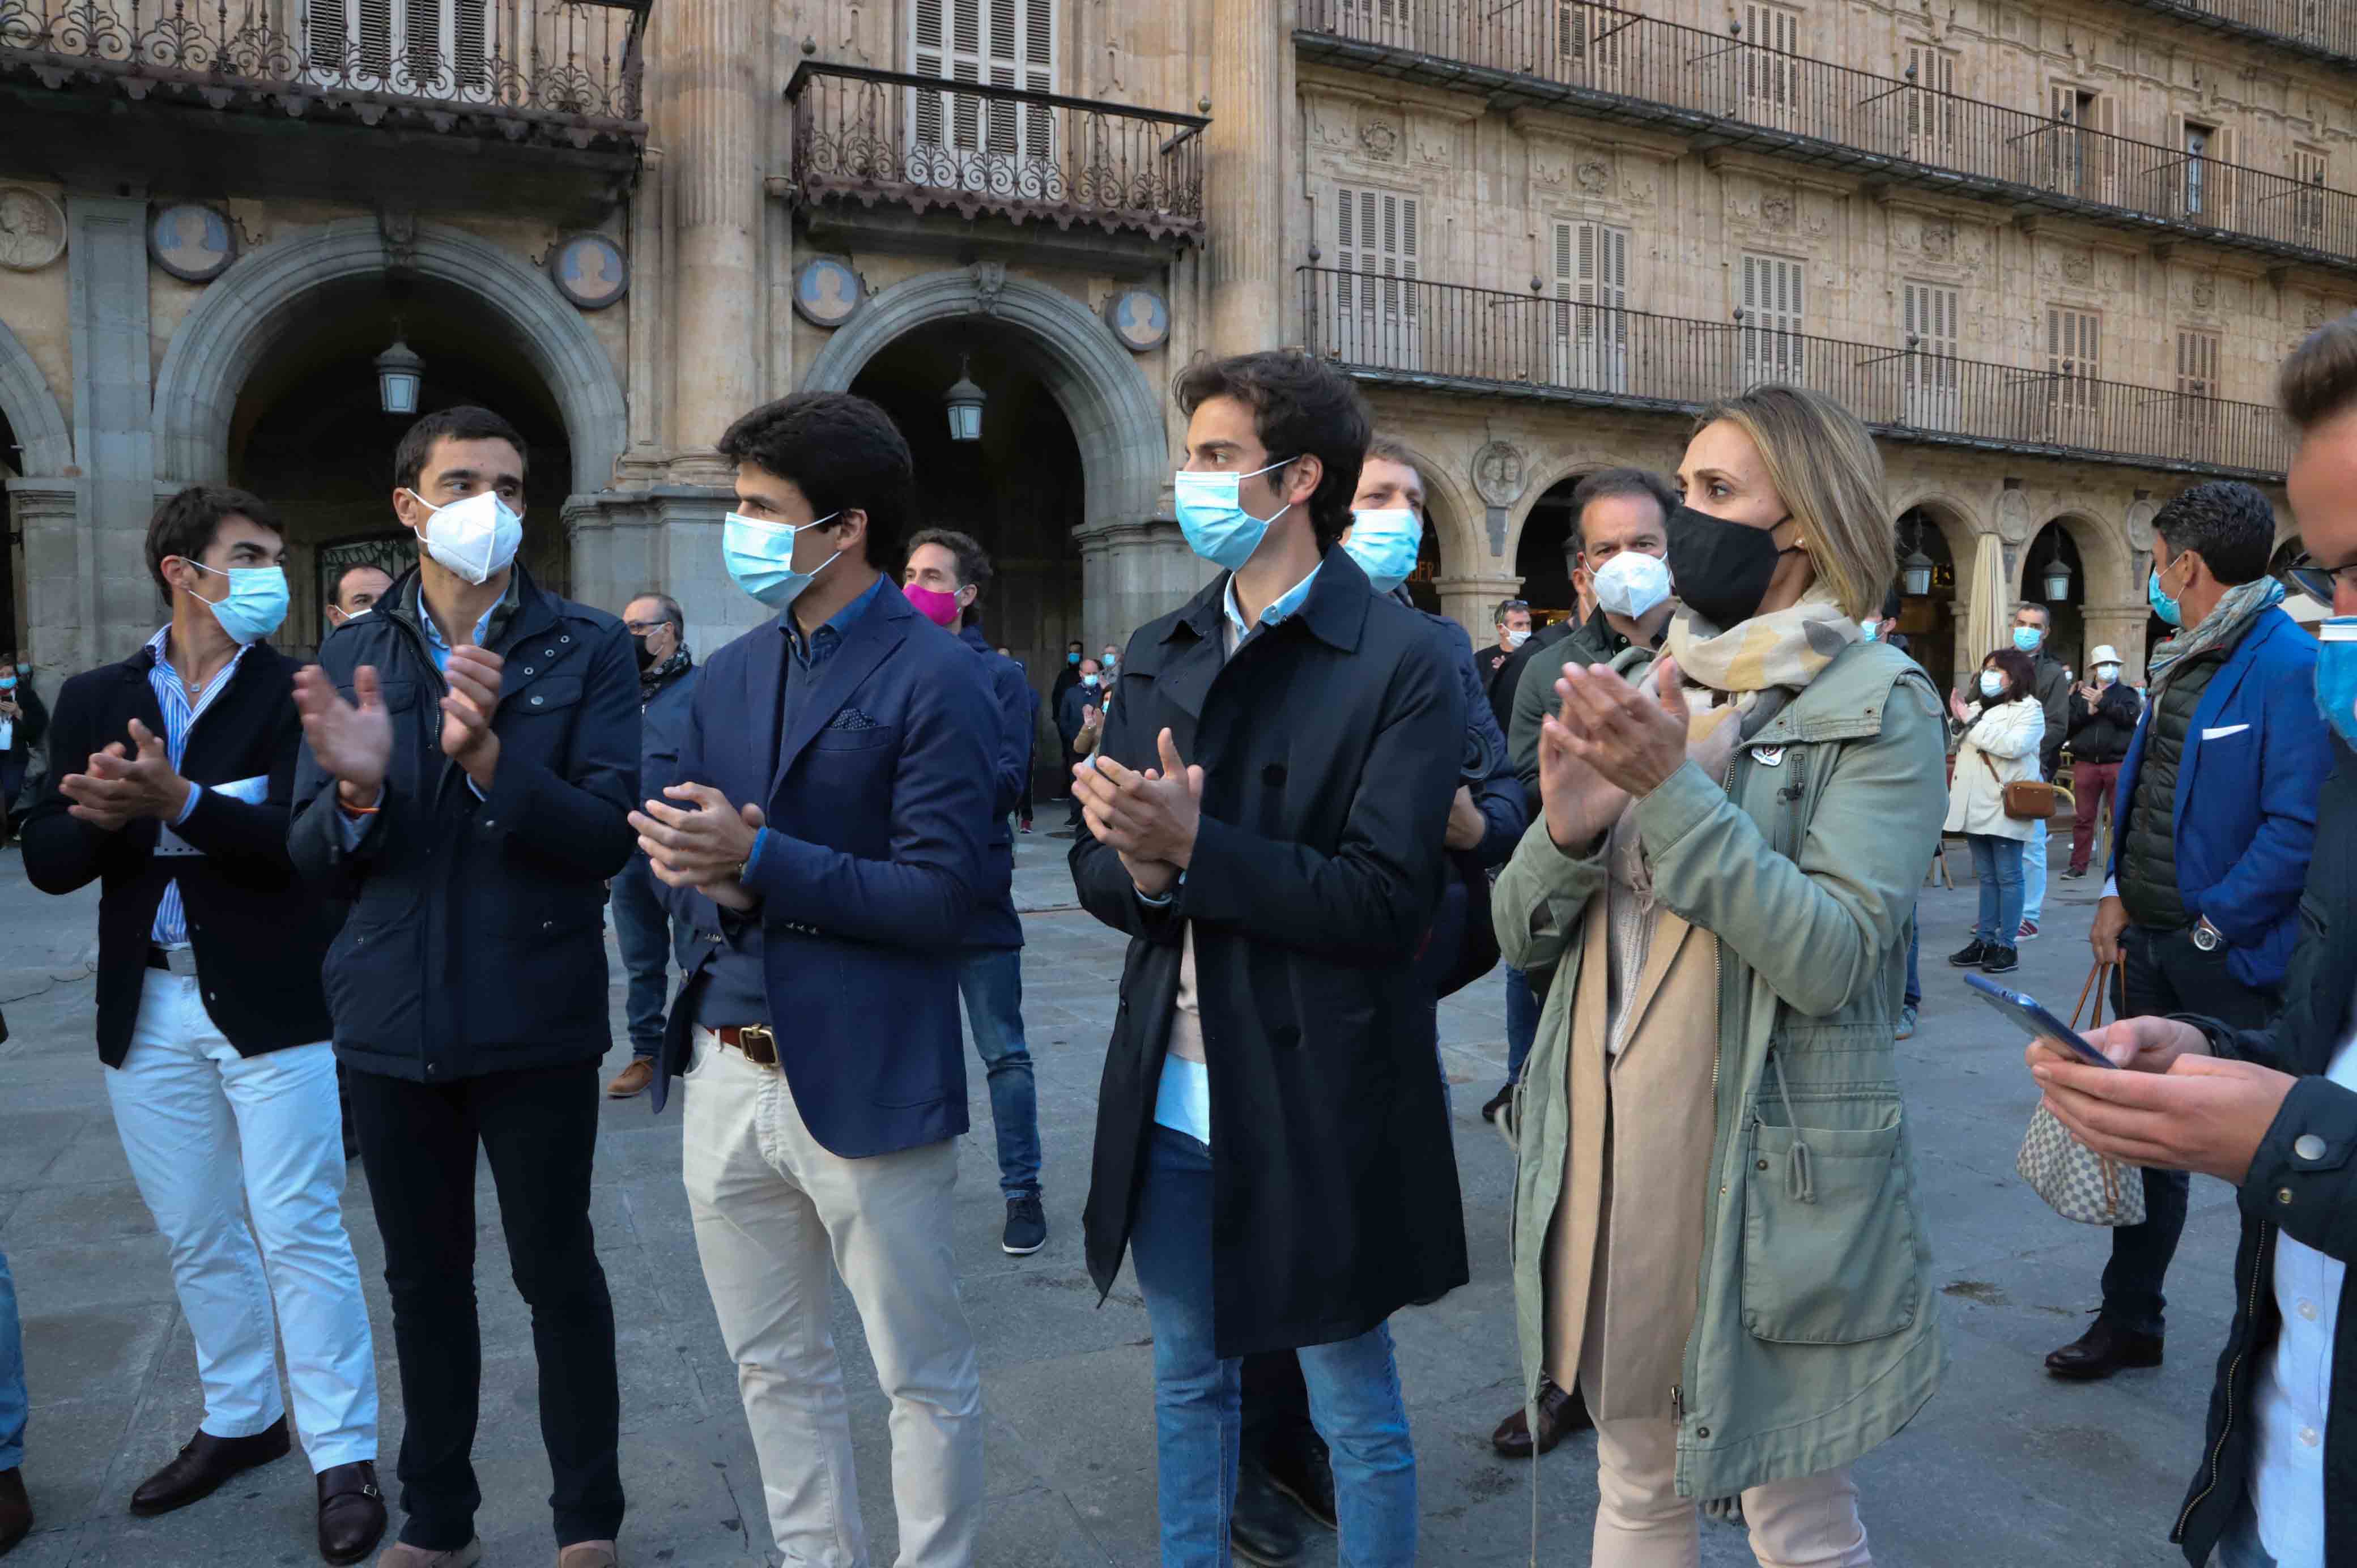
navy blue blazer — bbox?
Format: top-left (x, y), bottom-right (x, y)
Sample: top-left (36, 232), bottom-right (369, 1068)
top-left (960, 621), bottom-right (1028, 952)
top-left (649, 580), bottom-right (997, 1158)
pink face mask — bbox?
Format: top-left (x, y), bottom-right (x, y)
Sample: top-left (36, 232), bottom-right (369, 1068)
top-left (904, 582), bottom-right (962, 629)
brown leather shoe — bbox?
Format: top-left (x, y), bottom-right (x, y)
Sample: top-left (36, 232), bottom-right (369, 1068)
top-left (316, 1460), bottom-right (386, 1565)
top-left (1490, 1378), bottom-right (1593, 1459)
top-left (129, 1417), bottom-right (291, 1515)
top-left (605, 1059), bottom-right (654, 1098)
top-left (2045, 1318), bottom-right (2164, 1380)
top-left (0, 1466), bottom-right (32, 1557)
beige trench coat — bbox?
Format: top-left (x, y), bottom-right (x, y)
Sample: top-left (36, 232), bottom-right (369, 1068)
top-left (1542, 896), bottom-right (1720, 1422)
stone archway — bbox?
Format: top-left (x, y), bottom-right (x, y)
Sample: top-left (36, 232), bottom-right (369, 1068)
top-left (152, 218), bottom-right (626, 496)
top-left (801, 267), bottom-right (1175, 646)
top-left (0, 316), bottom-right (70, 477)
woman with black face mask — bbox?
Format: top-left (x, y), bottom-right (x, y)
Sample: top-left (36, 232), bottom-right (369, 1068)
top-left (1493, 386), bottom-right (1947, 1566)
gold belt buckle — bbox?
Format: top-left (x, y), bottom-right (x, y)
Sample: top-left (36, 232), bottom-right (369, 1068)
top-left (737, 1024), bottom-right (778, 1068)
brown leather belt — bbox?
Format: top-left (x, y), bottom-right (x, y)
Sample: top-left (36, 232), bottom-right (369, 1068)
top-left (712, 1024), bottom-right (777, 1068)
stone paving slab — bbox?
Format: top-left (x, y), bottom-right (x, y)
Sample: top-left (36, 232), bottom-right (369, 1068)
top-left (0, 838), bottom-right (2226, 1565)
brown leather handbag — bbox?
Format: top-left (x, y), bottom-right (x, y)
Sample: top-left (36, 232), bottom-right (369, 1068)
top-left (1981, 750), bottom-right (2057, 820)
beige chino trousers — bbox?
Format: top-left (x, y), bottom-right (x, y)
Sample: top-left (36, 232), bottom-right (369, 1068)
top-left (681, 1029), bottom-right (985, 1567)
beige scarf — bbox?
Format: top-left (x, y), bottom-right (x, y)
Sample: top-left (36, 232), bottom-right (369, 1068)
top-left (1601, 588), bottom-right (1861, 894)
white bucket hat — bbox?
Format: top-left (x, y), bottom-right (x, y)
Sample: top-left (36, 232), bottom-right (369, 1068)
top-left (2090, 645), bottom-right (2122, 667)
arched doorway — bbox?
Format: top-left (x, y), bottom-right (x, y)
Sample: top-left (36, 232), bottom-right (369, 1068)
top-left (844, 322), bottom-right (1084, 675)
top-left (0, 314), bottom-right (71, 666)
top-left (2022, 520), bottom-right (2087, 674)
top-left (148, 218), bottom-right (626, 659)
top-left (229, 278), bottom-right (573, 660)
top-left (1513, 474), bottom-right (1586, 629)
top-left (1894, 505), bottom-right (1963, 698)
top-left (801, 268), bottom-right (1171, 653)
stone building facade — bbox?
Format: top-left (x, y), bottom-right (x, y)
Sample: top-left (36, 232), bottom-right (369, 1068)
top-left (1, 0), bottom-right (2347, 700)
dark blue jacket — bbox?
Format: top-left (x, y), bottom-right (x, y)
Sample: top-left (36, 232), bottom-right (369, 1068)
top-left (289, 566), bottom-right (640, 1080)
top-left (649, 581), bottom-right (996, 1158)
top-left (2108, 606), bottom-right (2330, 990)
top-left (960, 622), bottom-right (1028, 952)
top-left (638, 657), bottom-right (699, 810)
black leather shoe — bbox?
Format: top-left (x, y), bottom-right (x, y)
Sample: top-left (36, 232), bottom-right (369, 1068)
top-left (1480, 1083), bottom-right (1516, 1123)
top-left (1229, 1467), bottom-right (1305, 1567)
top-left (1262, 1435), bottom-right (1337, 1532)
top-left (1947, 939), bottom-right (1989, 968)
top-left (1491, 1377), bottom-right (1593, 1458)
top-left (1980, 944), bottom-right (2020, 975)
top-left (315, 1460), bottom-right (385, 1565)
top-left (0, 1465), bottom-right (31, 1557)
top-left (2045, 1318), bottom-right (2164, 1380)
top-left (129, 1417), bottom-right (290, 1516)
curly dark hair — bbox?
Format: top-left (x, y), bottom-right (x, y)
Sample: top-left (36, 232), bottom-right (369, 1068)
top-left (718, 393), bottom-right (912, 570)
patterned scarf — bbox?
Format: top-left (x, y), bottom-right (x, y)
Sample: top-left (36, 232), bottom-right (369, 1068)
top-left (1662, 586), bottom-right (1862, 744)
top-left (2146, 575), bottom-right (2284, 702)
top-left (639, 646), bottom-right (692, 706)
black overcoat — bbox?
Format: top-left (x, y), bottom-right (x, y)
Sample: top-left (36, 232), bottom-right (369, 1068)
top-left (1074, 547), bottom-right (1470, 1358)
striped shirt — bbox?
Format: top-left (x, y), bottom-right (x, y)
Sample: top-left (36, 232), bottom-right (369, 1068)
top-left (145, 627), bottom-right (250, 946)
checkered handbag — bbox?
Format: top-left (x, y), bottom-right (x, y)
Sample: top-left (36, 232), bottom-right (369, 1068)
top-left (2015, 960), bottom-right (2147, 1227)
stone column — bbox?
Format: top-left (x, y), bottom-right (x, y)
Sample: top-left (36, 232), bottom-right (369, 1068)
top-left (66, 193), bottom-right (157, 665)
top-left (656, 0), bottom-right (760, 460)
top-left (565, 484), bottom-right (749, 658)
top-left (1206, 0), bottom-right (1287, 352)
top-left (7, 478), bottom-right (84, 678)
top-left (1436, 572), bottom-right (1526, 648)
top-left (1078, 518), bottom-right (1213, 649)
top-left (2082, 607), bottom-right (2150, 683)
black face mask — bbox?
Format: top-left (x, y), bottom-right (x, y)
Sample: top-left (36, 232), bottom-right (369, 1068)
top-left (631, 633), bottom-right (657, 672)
top-left (1664, 504), bottom-right (1796, 628)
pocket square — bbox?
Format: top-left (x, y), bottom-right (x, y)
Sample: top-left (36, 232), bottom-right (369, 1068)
top-left (826, 708), bottom-right (879, 731)
top-left (2200, 723), bottom-right (2250, 740)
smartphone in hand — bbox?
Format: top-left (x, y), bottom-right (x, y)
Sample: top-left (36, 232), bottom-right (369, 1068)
top-left (1963, 974), bottom-right (2116, 1068)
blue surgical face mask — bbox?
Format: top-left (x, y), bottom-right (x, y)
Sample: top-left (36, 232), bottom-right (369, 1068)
top-left (1343, 508), bottom-right (1423, 594)
top-left (2011, 624), bottom-right (2044, 653)
top-left (1175, 457), bottom-right (1295, 572)
top-left (1858, 618), bottom-right (1881, 643)
top-left (723, 510), bottom-right (841, 610)
top-left (1067, 651), bottom-right (1079, 665)
top-left (1980, 670), bottom-right (2006, 698)
top-left (184, 559), bottom-right (289, 644)
top-left (2316, 619), bottom-right (2357, 747)
top-left (2149, 555), bottom-right (2187, 628)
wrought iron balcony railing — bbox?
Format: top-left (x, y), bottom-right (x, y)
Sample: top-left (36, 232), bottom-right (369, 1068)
top-left (0, 0), bottom-right (645, 139)
top-left (1299, 267), bottom-right (2290, 482)
top-left (1295, 1), bottom-right (2357, 274)
top-left (2105, 0), bottom-right (2357, 71)
top-left (785, 61), bottom-right (1208, 244)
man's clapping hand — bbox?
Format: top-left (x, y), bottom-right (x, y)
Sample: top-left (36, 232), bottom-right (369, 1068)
top-left (58, 719), bottom-right (192, 829)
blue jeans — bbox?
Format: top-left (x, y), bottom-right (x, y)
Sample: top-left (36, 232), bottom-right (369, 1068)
top-left (610, 857), bottom-right (682, 1060)
top-left (1128, 1126), bottom-right (1417, 1568)
top-left (1904, 917), bottom-right (1921, 1009)
top-left (0, 1246), bottom-right (23, 1469)
top-left (2021, 820), bottom-right (2048, 924)
top-left (956, 949), bottom-right (1040, 1199)
top-left (1967, 835), bottom-right (2025, 946)
top-left (1504, 966), bottom-right (1540, 1085)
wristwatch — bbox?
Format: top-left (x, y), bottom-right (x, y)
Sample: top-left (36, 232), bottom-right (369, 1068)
top-left (2192, 916), bottom-right (2223, 953)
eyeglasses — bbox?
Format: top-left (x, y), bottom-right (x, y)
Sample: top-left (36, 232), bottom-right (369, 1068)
top-left (623, 619), bottom-right (669, 634)
top-left (2283, 555), bottom-right (2357, 603)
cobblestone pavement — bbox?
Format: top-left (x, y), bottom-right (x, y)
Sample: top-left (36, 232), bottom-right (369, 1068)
top-left (0, 832), bottom-right (2228, 1565)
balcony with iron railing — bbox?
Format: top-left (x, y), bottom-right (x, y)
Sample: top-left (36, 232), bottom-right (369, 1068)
top-left (2103, 0), bottom-right (2357, 73)
top-left (0, 0), bottom-right (646, 211)
top-left (1295, 2), bottom-right (2357, 275)
top-left (1299, 267), bottom-right (2291, 481)
top-left (784, 61), bottom-right (1209, 251)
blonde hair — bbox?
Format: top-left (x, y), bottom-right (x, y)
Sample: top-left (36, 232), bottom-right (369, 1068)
top-left (1693, 385), bottom-right (1894, 621)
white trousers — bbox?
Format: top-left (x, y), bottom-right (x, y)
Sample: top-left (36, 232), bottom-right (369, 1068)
top-left (680, 1030), bottom-right (984, 1568)
top-left (1592, 1417), bottom-right (1870, 1568)
top-left (104, 970), bottom-right (377, 1469)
